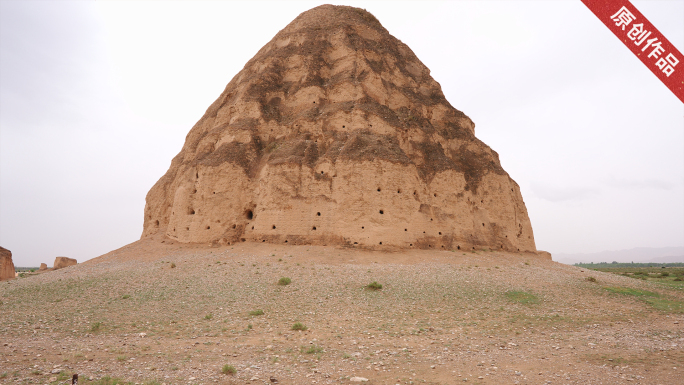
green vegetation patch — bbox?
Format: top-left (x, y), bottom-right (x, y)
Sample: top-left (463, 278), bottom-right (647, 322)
top-left (278, 277), bottom-right (291, 286)
top-left (365, 281), bottom-right (382, 290)
top-left (249, 309), bottom-right (264, 316)
top-left (603, 286), bottom-right (684, 313)
top-left (505, 291), bottom-right (540, 305)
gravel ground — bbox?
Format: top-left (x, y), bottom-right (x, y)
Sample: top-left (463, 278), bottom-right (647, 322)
top-left (1, 238), bottom-right (683, 385)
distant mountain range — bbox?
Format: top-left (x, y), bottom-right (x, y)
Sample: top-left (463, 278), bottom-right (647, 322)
top-left (553, 247), bottom-right (684, 265)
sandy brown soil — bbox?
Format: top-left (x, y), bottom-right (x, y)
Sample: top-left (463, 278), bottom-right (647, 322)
top-left (1, 238), bottom-right (683, 385)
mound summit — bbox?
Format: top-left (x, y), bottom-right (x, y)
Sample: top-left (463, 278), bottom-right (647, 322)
top-left (142, 5), bottom-right (536, 252)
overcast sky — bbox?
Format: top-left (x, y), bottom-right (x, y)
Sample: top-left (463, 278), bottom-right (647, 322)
top-left (1, 1), bottom-right (682, 267)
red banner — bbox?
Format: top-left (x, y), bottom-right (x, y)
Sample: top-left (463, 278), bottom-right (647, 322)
top-left (582, 0), bottom-right (684, 104)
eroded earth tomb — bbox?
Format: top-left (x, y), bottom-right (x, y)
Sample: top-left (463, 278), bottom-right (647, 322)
top-left (142, 5), bottom-right (537, 252)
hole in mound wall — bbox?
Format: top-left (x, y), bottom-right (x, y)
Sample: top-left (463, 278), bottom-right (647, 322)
top-left (154, 220), bottom-right (159, 227)
top-left (272, 225), bottom-right (276, 229)
top-left (232, 224), bottom-right (237, 229)
top-left (245, 210), bottom-right (253, 220)
top-left (189, 209), bottom-right (195, 215)
top-left (482, 223), bottom-right (485, 227)
top-left (317, 212), bottom-right (321, 216)
top-left (377, 187), bottom-right (381, 192)
top-left (312, 226), bottom-right (317, 230)
top-left (434, 193), bottom-right (437, 197)
top-left (457, 245), bottom-right (461, 250)
top-left (251, 226), bottom-right (254, 230)
top-left (262, 240), bottom-right (266, 242)
top-left (397, 189), bottom-right (401, 193)
top-left (404, 229), bottom-right (407, 231)
top-left (342, 125), bottom-right (346, 128)
top-left (362, 226), bottom-right (365, 229)
top-left (379, 210), bottom-right (384, 214)
top-left (354, 242), bottom-right (358, 245)
top-left (186, 227), bottom-right (189, 230)
top-left (285, 240), bottom-right (288, 243)
top-left (410, 243), bottom-right (413, 247)
top-left (438, 232), bottom-right (442, 235)
top-left (379, 242), bottom-right (382, 245)
top-left (206, 226), bottom-right (210, 230)
top-left (241, 238), bottom-right (246, 242)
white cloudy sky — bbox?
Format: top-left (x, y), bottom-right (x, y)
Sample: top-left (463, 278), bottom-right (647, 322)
top-left (1, 1), bottom-right (682, 266)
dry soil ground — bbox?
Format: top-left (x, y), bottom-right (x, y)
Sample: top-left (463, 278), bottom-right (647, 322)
top-left (1, 237), bottom-right (683, 385)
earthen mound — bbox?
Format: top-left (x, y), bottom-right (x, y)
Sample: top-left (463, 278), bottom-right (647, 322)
top-left (0, 246), bottom-right (15, 281)
top-left (142, 5), bottom-right (536, 252)
top-left (39, 263), bottom-right (48, 271)
top-left (53, 257), bottom-right (77, 270)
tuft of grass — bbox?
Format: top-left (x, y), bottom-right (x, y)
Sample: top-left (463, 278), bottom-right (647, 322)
top-left (117, 355), bottom-right (127, 361)
top-left (90, 322), bottom-right (102, 332)
top-left (121, 294), bottom-right (130, 299)
top-left (249, 309), bottom-right (264, 316)
top-left (170, 263), bottom-right (176, 268)
top-left (291, 322), bottom-right (307, 331)
top-left (302, 345), bottom-right (323, 354)
top-left (222, 364), bottom-right (236, 375)
top-left (365, 281), bottom-right (383, 290)
top-left (586, 277), bottom-right (597, 282)
top-left (204, 313), bottom-right (213, 320)
top-left (505, 290), bottom-right (540, 305)
top-left (278, 277), bottom-right (292, 286)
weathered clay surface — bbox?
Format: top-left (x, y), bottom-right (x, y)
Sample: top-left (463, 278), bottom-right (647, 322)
top-left (53, 257), bottom-right (77, 270)
top-left (142, 5), bottom-right (536, 252)
top-left (0, 246), bottom-right (15, 281)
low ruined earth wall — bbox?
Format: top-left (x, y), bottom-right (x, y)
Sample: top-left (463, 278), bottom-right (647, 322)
top-left (0, 246), bottom-right (15, 281)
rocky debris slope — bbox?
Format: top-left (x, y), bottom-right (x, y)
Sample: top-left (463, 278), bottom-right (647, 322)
top-left (1, 242), bottom-right (682, 384)
top-left (0, 246), bottom-right (14, 281)
top-left (142, 5), bottom-right (536, 253)
top-left (53, 257), bottom-right (77, 270)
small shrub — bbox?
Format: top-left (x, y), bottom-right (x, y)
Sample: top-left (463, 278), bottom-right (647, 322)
top-left (278, 277), bottom-right (291, 286)
top-left (247, 324), bottom-right (253, 330)
top-left (366, 281), bottom-right (383, 290)
top-left (204, 314), bottom-right (213, 320)
top-left (249, 309), bottom-right (264, 316)
top-left (121, 294), bottom-right (130, 299)
top-left (170, 263), bottom-right (176, 268)
top-left (659, 272), bottom-right (670, 278)
top-left (222, 364), bottom-right (236, 375)
top-left (117, 355), bottom-right (127, 361)
top-left (291, 322), bottom-right (307, 331)
top-left (586, 277), bottom-right (597, 282)
top-left (674, 277), bottom-right (683, 281)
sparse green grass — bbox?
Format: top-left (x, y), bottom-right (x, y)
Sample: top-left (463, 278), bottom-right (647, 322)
top-left (505, 291), bottom-right (540, 305)
top-left (291, 322), bottom-right (307, 331)
top-left (121, 294), bottom-right (130, 299)
top-left (278, 277), bottom-right (291, 286)
top-left (365, 281), bottom-right (382, 290)
top-left (249, 309), bottom-right (264, 316)
top-left (603, 286), bottom-right (684, 313)
top-left (222, 364), bottom-right (236, 375)
top-left (204, 313), bottom-right (213, 320)
top-left (117, 355), bottom-right (127, 361)
top-left (586, 277), bottom-right (597, 282)
top-left (170, 263), bottom-right (176, 268)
